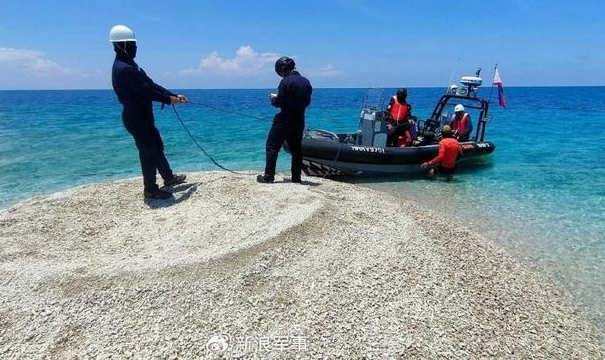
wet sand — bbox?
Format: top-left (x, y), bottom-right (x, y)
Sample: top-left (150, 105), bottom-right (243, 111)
top-left (0, 172), bottom-right (602, 358)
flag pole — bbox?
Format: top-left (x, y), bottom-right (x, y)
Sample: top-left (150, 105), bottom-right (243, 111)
top-left (487, 63), bottom-right (497, 105)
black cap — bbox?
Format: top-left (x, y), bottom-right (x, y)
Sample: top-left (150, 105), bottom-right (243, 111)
top-left (396, 88), bottom-right (407, 98)
top-left (275, 56), bottom-right (295, 76)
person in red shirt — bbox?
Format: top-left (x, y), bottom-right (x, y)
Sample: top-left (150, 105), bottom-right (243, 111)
top-left (450, 104), bottom-right (471, 142)
top-left (421, 125), bottom-right (462, 181)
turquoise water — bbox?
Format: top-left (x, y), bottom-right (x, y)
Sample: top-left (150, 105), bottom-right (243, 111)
top-left (1, 87), bottom-right (604, 337)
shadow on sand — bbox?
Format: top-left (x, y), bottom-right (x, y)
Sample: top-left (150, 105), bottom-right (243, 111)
top-left (275, 178), bottom-right (322, 187)
top-left (144, 182), bottom-right (199, 209)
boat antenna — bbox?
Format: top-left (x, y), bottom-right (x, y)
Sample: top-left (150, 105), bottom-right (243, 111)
top-left (446, 57), bottom-right (461, 93)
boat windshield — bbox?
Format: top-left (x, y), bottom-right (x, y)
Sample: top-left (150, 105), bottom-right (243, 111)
top-left (360, 88), bottom-right (386, 111)
top-left (437, 98), bottom-right (484, 127)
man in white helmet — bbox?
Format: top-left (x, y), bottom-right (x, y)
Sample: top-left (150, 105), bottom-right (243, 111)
top-left (450, 104), bottom-right (472, 142)
top-left (110, 25), bottom-right (188, 200)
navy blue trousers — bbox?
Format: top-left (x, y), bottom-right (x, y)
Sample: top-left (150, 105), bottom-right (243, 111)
top-left (265, 119), bottom-right (304, 182)
top-left (124, 122), bottom-right (174, 191)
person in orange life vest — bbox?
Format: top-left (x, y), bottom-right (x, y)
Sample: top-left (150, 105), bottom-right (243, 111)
top-left (386, 88), bottom-right (415, 147)
top-left (421, 125), bottom-right (462, 182)
top-left (450, 104), bottom-right (471, 142)
top-left (387, 88), bottom-right (411, 121)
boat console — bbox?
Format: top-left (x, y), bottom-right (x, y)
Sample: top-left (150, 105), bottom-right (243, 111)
top-left (357, 108), bottom-right (388, 148)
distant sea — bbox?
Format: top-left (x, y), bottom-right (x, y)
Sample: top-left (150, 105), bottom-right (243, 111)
top-left (1, 87), bottom-right (604, 338)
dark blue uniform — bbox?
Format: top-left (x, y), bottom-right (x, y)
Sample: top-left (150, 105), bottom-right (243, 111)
top-left (265, 70), bottom-right (312, 182)
top-left (112, 52), bottom-right (176, 192)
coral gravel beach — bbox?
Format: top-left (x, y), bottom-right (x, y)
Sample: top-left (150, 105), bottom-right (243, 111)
top-left (0, 172), bottom-right (603, 358)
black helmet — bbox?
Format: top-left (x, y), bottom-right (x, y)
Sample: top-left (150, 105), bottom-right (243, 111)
top-left (396, 88), bottom-right (407, 98)
top-left (275, 56), bottom-right (295, 76)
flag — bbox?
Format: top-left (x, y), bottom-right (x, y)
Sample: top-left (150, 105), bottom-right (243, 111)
top-left (493, 67), bottom-right (507, 108)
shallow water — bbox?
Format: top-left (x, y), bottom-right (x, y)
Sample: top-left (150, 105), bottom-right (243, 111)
top-left (1, 87), bottom-right (604, 338)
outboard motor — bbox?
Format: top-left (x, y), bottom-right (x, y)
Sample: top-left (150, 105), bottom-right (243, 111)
top-left (357, 108), bottom-right (388, 147)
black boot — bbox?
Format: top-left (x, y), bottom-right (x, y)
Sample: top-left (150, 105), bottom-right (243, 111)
top-left (256, 174), bottom-right (274, 183)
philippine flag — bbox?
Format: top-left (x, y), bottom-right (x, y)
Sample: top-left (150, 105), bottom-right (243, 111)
top-left (493, 68), bottom-right (507, 108)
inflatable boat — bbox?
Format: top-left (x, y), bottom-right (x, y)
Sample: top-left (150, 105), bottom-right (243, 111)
top-left (287, 75), bottom-right (496, 177)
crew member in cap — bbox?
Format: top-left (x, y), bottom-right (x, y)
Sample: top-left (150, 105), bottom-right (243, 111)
top-left (257, 56), bottom-right (312, 184)
top-left (421, 125), bottom-right (462, 182)
top-left (110, 25), bottom-right (187, 200)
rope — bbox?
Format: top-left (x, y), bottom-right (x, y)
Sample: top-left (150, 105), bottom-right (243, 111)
top-left (171, 104), bottom-right (244, 175)
top-left (325, 141), bottom-right (344, 178)
top-left (173, 101), bottom-right (345, 179)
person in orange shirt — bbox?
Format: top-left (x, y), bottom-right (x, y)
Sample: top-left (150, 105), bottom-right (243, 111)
top-left (421, 125), bottom-right (462, 181)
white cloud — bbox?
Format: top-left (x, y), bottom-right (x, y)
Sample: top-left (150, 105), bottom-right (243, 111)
top-left (312, 64), bottom-right (343, 78)
top-left (0, 47), bottom-right (93, 77)
top-left (137, 13), bottom-right (164, 23)
top-left (180, 46), bottom-right (280, 76)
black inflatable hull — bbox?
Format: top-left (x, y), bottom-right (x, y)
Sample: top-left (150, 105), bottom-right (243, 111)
top-left (293, 139), bottom-right (495, 177)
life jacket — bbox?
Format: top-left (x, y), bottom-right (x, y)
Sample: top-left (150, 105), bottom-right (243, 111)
top-left (397, 130), bottom-right (413, 147)
top-left (389, 96), bottom-right (410, 122)
top-left (452, 113), bottom-right (472, 135)
top-left (396, 119), bottom-right (418, 147)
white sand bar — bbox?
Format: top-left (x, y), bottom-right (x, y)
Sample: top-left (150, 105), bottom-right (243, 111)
top-left (0, 172), bottom-right (603, 358)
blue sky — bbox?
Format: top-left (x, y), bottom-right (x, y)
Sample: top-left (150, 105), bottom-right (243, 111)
top-left (1, 0), bottom-right (604, 89)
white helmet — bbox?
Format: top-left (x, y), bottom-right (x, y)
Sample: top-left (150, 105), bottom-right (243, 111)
top-left (109, 25), bottom-right (136, 42)
top-left (454, 104), bottom-right (465, 112)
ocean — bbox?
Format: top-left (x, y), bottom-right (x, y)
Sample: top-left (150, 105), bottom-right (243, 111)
top-left (1, 87), bottom-right (604, 337)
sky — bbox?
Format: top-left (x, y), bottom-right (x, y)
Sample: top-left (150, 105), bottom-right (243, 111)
top-left (1, 0), bottom-right (604, 89)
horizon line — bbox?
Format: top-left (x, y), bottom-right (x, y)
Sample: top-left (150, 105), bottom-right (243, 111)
top-left (2, 85), bottom-right (605, 91)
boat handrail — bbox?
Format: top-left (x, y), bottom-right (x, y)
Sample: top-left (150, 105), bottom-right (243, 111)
top-left (306, 129), bottom-right (340, 142)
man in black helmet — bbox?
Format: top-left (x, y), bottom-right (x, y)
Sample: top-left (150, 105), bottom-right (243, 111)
top-left (109, 25), bottom-right (187, 200)
top-left (386, 87), bottom-right (416, 147)
top-left (257, 56), bottom-right (312, 184)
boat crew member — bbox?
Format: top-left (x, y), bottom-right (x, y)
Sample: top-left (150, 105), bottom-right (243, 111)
top-left (396, 127), bottom-right (415, 148)
top-left (421, 125), bottom-right (462, 182)
top-left (110, 25), bottom-right (187, 200)
top-left (450, 104), bottom-right (471, 142)
top-left (257, 56), bottom-right (312, 184)
top-left (386, 88), bottom-right (416, 147)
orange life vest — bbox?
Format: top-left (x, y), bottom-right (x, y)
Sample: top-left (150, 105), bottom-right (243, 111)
top-left (397, 130), bottom-right (413, 147)
top-left (389, 96), bottom-right (410, 122)
top-left (451, 113), bottom-right (470, 134)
